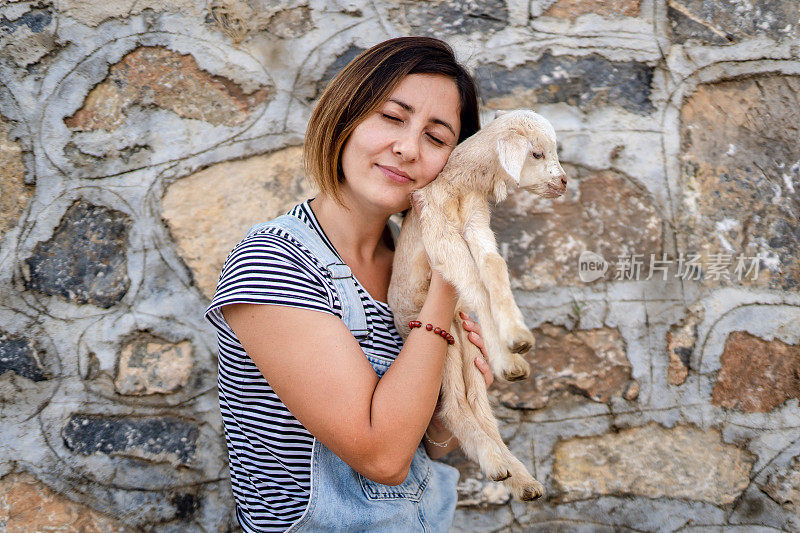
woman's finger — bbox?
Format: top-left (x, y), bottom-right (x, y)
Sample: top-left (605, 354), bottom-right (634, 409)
top-left (460, 314), bottom-right (482, 336)
top-left (474, 355), bottom-right (493, 388)
top-left (467, 330), bottom-right (485, 351)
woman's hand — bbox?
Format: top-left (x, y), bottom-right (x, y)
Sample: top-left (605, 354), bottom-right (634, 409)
top-left (460, 311), bottom-right (493, 388)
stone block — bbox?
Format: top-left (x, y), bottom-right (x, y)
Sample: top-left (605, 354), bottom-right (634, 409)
top-left (0, 472), bottom-right (131, 532)
top-left (712, 331), bottom-right (800, 413)
top-left (668, 0), bottom-right (799, 44)
top-left (114, 333), bottom-right (192, 396)
top-left (57, 0), bottom-right (198, 27)
top-left (491, 324), bottom-right (637, 410)
top-left (387, 0), bottom-right (508, 35)
top-left (762, 454), bottom-right (800, 513)
top-left (64, 46), bottom-right (273, 132)
top-left (475, 52), bottom-right (655, 115)
top-left (542, 0), bottom-right (641, 19)
top-left (209, 1), bottom-right (313, 43)
top-left (679, 75), bottom-right (800, 290)
top-left (0, 6), bottom-right (56, 67)
top-left (0, 114), bottom-right (31, 241)
top-left (666, 304), bottom-right (703, 386)
top-left (492, 166), bottom-right (661, 289)
top-left (162, 146), bottom-right (314, 299)
top-left (0, 332), bottom-right (47, 382)
top-left (62, 415), bottom-right (199, 467)
top-left (552, 423), bottom-right (754, 504)
top-left (24, 202), bottom-right (130, 308)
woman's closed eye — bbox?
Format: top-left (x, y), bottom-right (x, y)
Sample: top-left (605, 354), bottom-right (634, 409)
top-left (382, 113), bottom-right (448, 146)
top-left (426, 133), bottom-right (445, 146)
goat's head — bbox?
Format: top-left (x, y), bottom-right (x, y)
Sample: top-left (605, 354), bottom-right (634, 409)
top-left (491, 109), bottom-right (567, 200)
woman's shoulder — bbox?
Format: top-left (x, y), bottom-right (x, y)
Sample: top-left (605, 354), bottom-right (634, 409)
top-left (224, 200), bottom-right (320, 264)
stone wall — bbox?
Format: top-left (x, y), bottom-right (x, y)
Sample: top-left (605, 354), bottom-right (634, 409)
top-left (1, 0), bottom-right (798, 531)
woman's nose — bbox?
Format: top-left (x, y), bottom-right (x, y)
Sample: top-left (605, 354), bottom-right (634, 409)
top-left (393, 132), bottom-right (419, 162)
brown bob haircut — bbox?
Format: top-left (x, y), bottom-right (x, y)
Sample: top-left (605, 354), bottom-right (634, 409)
top-left (304, 36), bottom-right (481, 204)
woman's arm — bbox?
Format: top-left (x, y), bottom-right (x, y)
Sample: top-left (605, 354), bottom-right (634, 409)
top-left (222, 268), bottom-right (457, 486)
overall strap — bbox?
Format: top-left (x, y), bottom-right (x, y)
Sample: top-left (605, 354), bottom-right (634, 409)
top-left (247, 215), bottom-right (369, 341)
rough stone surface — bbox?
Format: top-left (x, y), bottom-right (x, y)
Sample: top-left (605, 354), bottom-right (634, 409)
top-left (114, 333), bottom-right (192, 395)
top-left (492, 166), bottom-right (661, 289)
top-left (65, 46), bottom-right (273, 132)
top-left (542, 0), bottom-right (641, 19)
top-left (712, 331), bottom-right (800, 413)
top-left (492, 324), bottom-right (637, 409)
top-left (208, 0), bottom-right (313, 44)
top-left (162, 146), bottom-right (314, 299)
top-left (58, 0), bottom-right (199, 27)
top-left (552, 423), bottom-right (755, 504)
top-left (0, 6), bottom-right (57, 68)
top-left (62, 415), bottom-right (199, 467)
top-left (0, 115), bottom-right (31, 241)
top-left (0, 472), bottom-right (131, 533)
top-left (762, 455), bottom-right (800, 513)
top-left (666, 304), bottom-right (703, 386)
top-left (475, 53), bottom-right (655, 115)
top-left (2, 2), bottom-right (799, 530)
top-left (387, 0), bottom-right (508, 36)
top-left (679, 74), bottom-right (800, 290)
top-left (0, 332), bottom-right (47, 382)
top-left (24, 202), bottom-right (130, 308)
top-left (440, 448), bottom-right (512, 507)
top-left (668, 0), bottom-right (800, 44)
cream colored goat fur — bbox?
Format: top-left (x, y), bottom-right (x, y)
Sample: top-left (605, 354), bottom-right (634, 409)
top-left (388, 110), bottom-right (567, 502)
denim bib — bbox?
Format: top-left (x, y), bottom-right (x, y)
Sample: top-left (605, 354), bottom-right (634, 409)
top-left (245, 215), bottom-right (460, 532)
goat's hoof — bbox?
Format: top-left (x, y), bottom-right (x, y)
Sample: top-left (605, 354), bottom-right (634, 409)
top-left (509, 339), bottom-right (532, 354)
top-left (491, 470), bottom-right (512, 481)
top-left (521, 487), bottom-right (544, 501)
top-left (503, 356), bottom-right (530, 381)
top-left (502, 368), bottom-right (528, 382)
top-left (521, 481), bottom-right (545, 501)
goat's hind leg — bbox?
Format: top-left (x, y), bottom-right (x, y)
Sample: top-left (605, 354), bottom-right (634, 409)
top-left (460, 328), bottom-right (544, 501)
top-left (437, 328), bottom-right (514, 483)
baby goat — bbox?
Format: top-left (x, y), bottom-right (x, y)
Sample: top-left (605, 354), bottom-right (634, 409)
top-left (388, 110), bottom-right (567, 501)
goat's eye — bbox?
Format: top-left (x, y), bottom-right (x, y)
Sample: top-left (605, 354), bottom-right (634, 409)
top-left (532, 152), bottom-right (544, 159)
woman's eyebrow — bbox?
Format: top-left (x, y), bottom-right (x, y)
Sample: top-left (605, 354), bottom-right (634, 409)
top-left (388, 98), bottom-right (457, 137)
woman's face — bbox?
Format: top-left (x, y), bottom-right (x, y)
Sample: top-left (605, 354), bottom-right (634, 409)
top-left (339, 73), bottom-right (462, 214)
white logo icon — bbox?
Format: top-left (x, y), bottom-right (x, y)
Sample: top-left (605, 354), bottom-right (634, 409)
top-left (579, 251), bottom-right (608, 282)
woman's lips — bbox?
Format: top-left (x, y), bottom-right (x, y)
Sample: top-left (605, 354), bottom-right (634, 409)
top-left (377, 164), bottom-right (413, 184)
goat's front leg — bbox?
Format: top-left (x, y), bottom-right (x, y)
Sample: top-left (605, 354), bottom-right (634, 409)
top-left (417, 202), bottom-right (525, 381)
top-left (461, 197), bottom-right (535, 368)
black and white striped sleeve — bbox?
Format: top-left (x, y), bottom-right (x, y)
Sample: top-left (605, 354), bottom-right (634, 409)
top-left (205, 231), bottom-right (336, 324)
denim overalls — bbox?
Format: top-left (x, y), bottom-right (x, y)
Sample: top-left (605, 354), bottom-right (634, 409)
top-left (245, 214), bottom-right (460, 532)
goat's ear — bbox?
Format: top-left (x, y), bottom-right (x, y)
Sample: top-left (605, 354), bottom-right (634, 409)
top-left (496, 135), bottom-right (528, 183)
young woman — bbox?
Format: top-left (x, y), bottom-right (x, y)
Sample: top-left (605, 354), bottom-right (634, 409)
top-left (205, 37), bottom-right (495, 532)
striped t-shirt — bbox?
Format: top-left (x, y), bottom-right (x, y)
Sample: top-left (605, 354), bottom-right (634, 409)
top-left (204, 200), bottom-right (404, 532)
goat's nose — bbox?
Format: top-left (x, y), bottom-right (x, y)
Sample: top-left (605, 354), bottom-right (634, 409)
top-left (560, 174), bottom-right (567, 187)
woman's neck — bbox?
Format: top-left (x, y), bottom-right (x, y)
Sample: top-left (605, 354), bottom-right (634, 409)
top-left (309, 194), bottom-right (391, 265)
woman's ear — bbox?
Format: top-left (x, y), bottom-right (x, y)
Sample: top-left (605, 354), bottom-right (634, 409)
top-left (495, 135), bottom-right (528, 183)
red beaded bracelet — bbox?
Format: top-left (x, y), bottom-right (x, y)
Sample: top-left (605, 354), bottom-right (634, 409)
top-left (409, 320), bottom-right (455, 345)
